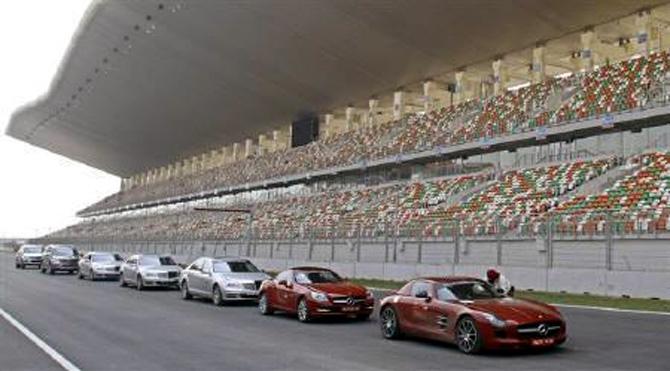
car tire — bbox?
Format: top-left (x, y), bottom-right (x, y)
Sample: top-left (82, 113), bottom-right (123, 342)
top-left (136, 275), bottom-right (144, 291)
top-left (456, 316), bottom-right (483, 354)
top-left (212, 285), bottom-right (225, 306)
top-left (297, 298), bottom-right (311, 323)
top-left (258, 292), bottom-right (273, 315)
top-left (181, 281), bottom-right (192, 300)
top-left (380, 305), bottom-right (402, 339)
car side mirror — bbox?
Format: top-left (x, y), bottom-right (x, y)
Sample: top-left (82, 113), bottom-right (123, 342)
top-left (415, 290), bottom-right (431, 302)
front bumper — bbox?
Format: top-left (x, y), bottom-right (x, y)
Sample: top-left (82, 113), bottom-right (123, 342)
top-left (308, 300), bottom-right (375, 317)
top-left (482, 322), bottom-right (567, 350)
top-left (21, 258), bottom-right (42, 265)
top-left (222, 288), bottom-right (260, 301)
top-left (50, 261), bottom-right (78, 271)
top-left (143, 277), bottom-right (180, 287)
top-left (91, 270), bottom-right (121, 279)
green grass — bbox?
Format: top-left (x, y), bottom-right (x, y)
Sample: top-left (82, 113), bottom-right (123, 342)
top-left (348, 278), bottom-right (670, 313)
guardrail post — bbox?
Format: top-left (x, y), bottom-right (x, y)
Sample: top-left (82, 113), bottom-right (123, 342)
top-left (496, 216), bottom-right (502, 266)
top-left (606, 213), bottom-right (613, 271)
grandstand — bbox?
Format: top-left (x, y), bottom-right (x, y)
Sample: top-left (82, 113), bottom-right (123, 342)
top-left (8, 1), bottom-right (670, 298)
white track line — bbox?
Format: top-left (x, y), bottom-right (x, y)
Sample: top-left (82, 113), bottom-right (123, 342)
top-left (0, 307), bottom-right (81, 371)
top-left (366, 287), bottom-right (670, 316)
top-left (552, 303), bottom-right (670, 316)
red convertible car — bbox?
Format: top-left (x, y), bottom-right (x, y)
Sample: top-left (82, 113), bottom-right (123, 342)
top-left (379, 277), bottom-right (566, 354)
top-left (258, 267), bottom-right (375, 322)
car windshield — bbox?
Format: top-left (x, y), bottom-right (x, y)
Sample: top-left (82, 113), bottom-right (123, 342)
top-left (91, 254), bottom-right (116, 263)
top-left (52, 246), bottom-right (75, 256)
top-left (213, 261), bottom-right (260, 273)
top-left (294, 270), bottom-right (341, 284)
top-left (447, 282), bottom-right (501, 300)
top-left (140, 256), bottom-right (176, 266)
top-left (23, 247), bottom-right (41, 254)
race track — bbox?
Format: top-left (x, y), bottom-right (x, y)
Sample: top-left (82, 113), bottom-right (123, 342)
top-left (1, 252), bottom-right (669, 371)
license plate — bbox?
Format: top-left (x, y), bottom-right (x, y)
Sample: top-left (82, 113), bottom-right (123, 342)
top-left (531, 338), bottom-right (554, 346)
top-left (342, 306), bottom-right (359, 312)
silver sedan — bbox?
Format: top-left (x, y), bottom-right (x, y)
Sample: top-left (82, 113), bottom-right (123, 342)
top-left (120, 254), bottom-right (182, 290)
top-left (78, 252), bottom-right (123, 280)
top-left (180, 257), bottom-right (270, 306)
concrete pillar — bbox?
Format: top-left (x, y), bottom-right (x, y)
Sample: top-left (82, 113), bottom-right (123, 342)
top-left (191, 156), bottom-right (200, 173)
top-left (454, 71), bottom-right (466, 103)
top-left (323, 114), bottom-right (335, 137)
top-left (232, 143), bottom-right (240, 162)
top-left (393, 90), bottom-right (405, 120)
top-left (636, 10), bottom-right (651, 55)
top-left (367, 99), bottom-right (378, 126)
top-left (532, 45), bottom-right (546, 83)
top-left (167, 164), bottom-right (174, 179)
top-left (580, 29), bottom-right (595, 71)
top-left (345, 106), bottom-right (355, 131)
top-left (492, 58), bottom-right (508, 95)
top-left (258, 134), bottom-right (268, 155)
top-left (422, 80), bottom-right (435, 112)
top-left (244, 138), bottom-right (254, 158)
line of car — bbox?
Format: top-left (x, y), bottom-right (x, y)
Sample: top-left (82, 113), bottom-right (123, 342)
top-left (14, 243), bottom-right (567, 354)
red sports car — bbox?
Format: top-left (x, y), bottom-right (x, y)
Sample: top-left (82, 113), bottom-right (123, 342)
top-left (258, 266), bottom-right (375, 322)
top-left (379, 277), bottom-right (566, 354)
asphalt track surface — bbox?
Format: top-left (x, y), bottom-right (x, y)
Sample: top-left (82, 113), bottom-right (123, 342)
top-left (1, 252), bottom-right (669, 371)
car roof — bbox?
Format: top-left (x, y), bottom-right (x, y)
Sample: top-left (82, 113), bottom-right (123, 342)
top-left (211, 256), bottom-right (249, 262)
top-left (290, 266), bottom-right (331, 272)
top-left (419, 276), bottom-right (484, 284)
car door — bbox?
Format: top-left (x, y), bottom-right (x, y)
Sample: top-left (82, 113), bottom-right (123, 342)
top-left (187, 258), bottom-right (206, 295)
top-left (199, 259), bottom-right (215, 296)
top-left (428, 285), bottom-right (461, 342)
top-left (123, 256), bottom-right (138, 283)
top-left (403, 281), bottom-right (434, 336)
top-left (272, 270), bottom-right (294, 311)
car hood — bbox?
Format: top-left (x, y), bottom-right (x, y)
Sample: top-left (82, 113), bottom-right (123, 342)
top-left (307, 281), bottom-right (367, 296)
top-left (214, 272), bottom-right (269, 282)
top-left (463, 298), bottom-right (562, 323)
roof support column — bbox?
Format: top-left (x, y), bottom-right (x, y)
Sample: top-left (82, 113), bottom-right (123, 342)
top-left (531, 45), bottom-right (546, 83)
top-left (323, 113), bottom-right (334, 138)
top-left (422, 80), bottom-right (435, 112)
top-left (393, 90), bottom-right (405, 120)
top-left (232, 143), bottom-right (240, 162)
top-left (492, 58), bottom-right (508, 95)
top-left (167, 164), bottom-right (174, 179)
top-left (580, 29), bottom-right (595, 71)
top-left (258, 134), bottom-right (268, 155)
top-left (345, 106), bottom-right (356, 131)
top-left (636, 10), bottom-right (651, 55)
top-left (454, 71), bottom-right (466, 103)
top-left (367, 98), bottom-right (379, 127)
top-left (245, 138), bottom-right (254, 158)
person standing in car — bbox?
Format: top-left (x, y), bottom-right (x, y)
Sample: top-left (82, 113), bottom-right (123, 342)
top-left (485, 268), bottom-right (514, 296)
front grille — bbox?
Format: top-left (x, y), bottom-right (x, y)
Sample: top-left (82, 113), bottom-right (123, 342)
top-left (516, 321), bottom-right (562, 338)
top-left (243, 283), bottom-right (257, 291)
top-left (331, 296), bottom-right (366, 305)
top-left (168, 271), bottom-right (178, 278)
top-left (157, 272), bottom-right (168, 278)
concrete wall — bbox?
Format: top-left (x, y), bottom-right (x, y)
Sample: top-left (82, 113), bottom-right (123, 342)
top-left (74, 236), bottom-right (670, 299)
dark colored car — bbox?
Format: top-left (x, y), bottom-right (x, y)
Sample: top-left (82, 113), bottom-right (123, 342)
top-left (378, 277), bottom-right (566, 354)
top-left (258, 266), bottom-right (374, 322)
top-left (40, 245), bottom-right (79, 275)
top-left (15, 244), bottom-right (43, 269)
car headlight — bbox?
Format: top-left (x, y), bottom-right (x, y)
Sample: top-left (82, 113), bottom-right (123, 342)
top-left (310, 291), bottom-right (329, 302)
top-left (481, 313), bottom-right (506, 328)
top-left (224, 281), bottom-right (242, 288)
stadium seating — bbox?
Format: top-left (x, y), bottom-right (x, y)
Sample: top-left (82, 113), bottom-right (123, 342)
top-left (552, 152), bottom-right (670, 234)
top-left (78, 52), bottom-right (669, 216)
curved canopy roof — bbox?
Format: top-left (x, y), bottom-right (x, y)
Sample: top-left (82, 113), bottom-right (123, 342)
top-left (7, 0), bottom-right (667, 177)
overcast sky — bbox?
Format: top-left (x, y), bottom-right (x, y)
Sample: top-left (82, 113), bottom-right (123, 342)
top-left (0, 1), bottom-right (118, 238)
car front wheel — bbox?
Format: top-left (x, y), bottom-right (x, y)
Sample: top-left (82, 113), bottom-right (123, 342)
top-left (456, 316), bottom-right (482, 354)
top-left (380, 306), bottom-right (401, 339)
top-left (258, 292), bottom-right (273, 315)
top-left (212, 286), bottom-right (225, 306)
top-left (181, 281), bottom-right (192, 300)
top-left (297, 298), bottom-right (311, 323)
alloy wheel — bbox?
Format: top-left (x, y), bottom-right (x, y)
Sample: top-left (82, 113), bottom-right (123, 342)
top-left (456, 317), bottom-right (480, 354)
top-left (258, 293), bottom-right (272, 315)
top-left (297, 299), bottom-right (310, 323)
top-left (213, 286), bottom-right (224, 306)
top-left (380, 306), bottom-right (399, 339)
